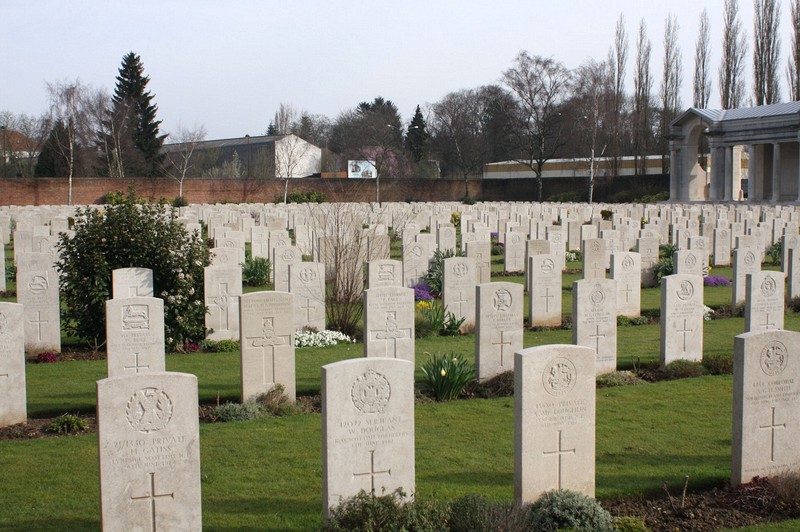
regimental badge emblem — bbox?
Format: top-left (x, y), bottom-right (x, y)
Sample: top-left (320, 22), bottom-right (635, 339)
top-left (590, 285), bottom-right (605, 306)
top-left (761, 275), bottom-right (778, 298)
top-left (744, 251), bottom-right (756, 266)
top-left (590, 241), bottom-right (601, 253)
top-left (677, 280), bottom-right (694, 301)
top-left (126, 388), bottom-right (173, 433)
top-left (541, 258), bottom-right (555, 273)
top-left (28, 274), bottom-right (48, 294)
top-left (622, 255), bottom-right (635, 271)
top-left (543, 357), bottom-right (577, 396)
top-left (685, 253), bottom-right (697, 267)
top-left (760, 341), bottom-right (788, 376)
top-left (122, 305), bottom-right (150, 331)
top-left (453, 262), bottom-right (468, 277)
top-left (351, 369), bottom-right (392, 414)
top-left (493, 288), bottom-right (512, 312)
top-left (378, 264), bottom-right (395, 281)
top-left (299, 268), bottom-right (317, 283)
top-left (282, 248), bottom-right (296, 261)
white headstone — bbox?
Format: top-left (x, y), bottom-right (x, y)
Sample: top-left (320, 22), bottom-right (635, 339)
top-left (367, 259), bottom-right (403, 288)
top-left (112, 268), bottom-right (155, 299)
top-left (97, 372), bottom-right (202, 531)
top-left (204, 265), bottom-right (242, 340)
top-left (572, 279), bottom-right (617, 375)
top-left (442, 257), bottom-right (477, 330)
top-left (106, 297), bottom-right (166, 377)
top-left (322, 358), bottom-right (415, 518)
top-left (289, 262), bottom-right (326, 331)
top-left (514, 344), bottom-right (596, 505)
top-left (0, 303), bottom-right (26, 427)
top-left (745, 271), bottom-right (785, 333)
top-left (475, 282), bottom-right (523, 380)
top-left (363, 286), bottom-right (415, 362)
top-left (660, 274), bottom-right (704, 366)
top-left (17, 252), bottom-right (61, 354)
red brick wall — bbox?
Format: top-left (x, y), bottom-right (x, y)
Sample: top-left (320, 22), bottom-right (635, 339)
top-left (0, 175), bottom-right (668, 206)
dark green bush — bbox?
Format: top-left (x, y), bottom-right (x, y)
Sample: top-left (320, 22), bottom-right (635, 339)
top-left (171, 196), bottom-right (189, 208)
top-left (613, 515), bottom-right (651, 531)
top-left (617, 315), bottom-right (648, 326)
top-left (633, 190), bottom-right (670, 203)
top-left (790, 296), bottom-right (800, 313)
top-left (528, 490), bottom-right (614, 532)
top-left (547, 191), bottom-right (586, 202)
top-left (281, 190), bottom-right (327, 204)
top-left (57, 190), bottom-right (210, 351)
top-left (324, 489), bottom-right (449, 532)
top-left (211, 401), bottom-right (263, 422)
top-left (46, 413), bottom-right (89, 434)
top-left (766, 239), bottom-right (782, 266)
top-left (420, 352), bottom-right (475, 401)
top-left (663, 359), bottom-right (707, 379)
top-left (199, 339), bottom-right (240, 353)
top-left (448, 494), bottom-right (534, 532)
top-left (242, 256), bottom-right (271, 286)
top-left (423, 249), bottom-right (465, 297)
top-left (702, 352), bottom-right (734, 375)
top-left (596, 371), bottom-right (646, 388)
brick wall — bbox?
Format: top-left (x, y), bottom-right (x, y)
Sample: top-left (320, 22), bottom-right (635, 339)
top-left (0, 175), bottom-right (669, 206)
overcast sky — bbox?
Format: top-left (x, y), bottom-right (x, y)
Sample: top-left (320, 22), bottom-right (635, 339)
top-left (1, 1), bottom-right (795, 140)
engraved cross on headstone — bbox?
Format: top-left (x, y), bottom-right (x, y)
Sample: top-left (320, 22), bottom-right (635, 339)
top-left (759, 406), bottom-right (786, 462)
top-left (29, 311), bottom-right (48, 341)
top-left (542, 287), bottom-right (555, 313)
top-left (676, 319), bottom-right (694, 352)
top-left (124, 352), bottom-right (150, 374)
top-left (373, 312), bottom-right (411, 358)
top-left (353, 449), bottom-right (392, 494)
top-left (589, 325), bottom-right (605, 352)
top-left (209, 283), bottom-right (231, 330)
top-left (452, 290), bottom-right (469, 317)
top-left (542, 430), bottom-right (575, 490)
top-left (130, 471), bottom-right (175, 532)
top-left (247, 318), bottom-right (290, 385)
top-left (492, 330), bottom-right (513, 366)
top-left (590, 262), bottom-right (604, 278)
top-left (621, 284), bottom-right (633, 303)
top-left (760, 313), bottom-right (776, 330)
top-left (301, 298), bottom-right (316, 322)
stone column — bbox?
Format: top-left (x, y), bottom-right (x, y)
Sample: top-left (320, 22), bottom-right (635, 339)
top-left (772, 142), bottom-right (781, 202)
top-left (748, 145), bottom-right (756, 201)
top-left (669, 148), bottom-right (681, 200)
top-left (724, 146), bottom-right (734, 201)
top-left (710, 145), bottom-right (725, 201)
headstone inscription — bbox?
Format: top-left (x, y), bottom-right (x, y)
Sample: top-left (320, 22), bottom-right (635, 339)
top-left (106, 297), bottom-right (165, 378)
top-left (475, 282), bottom-right (523, 381)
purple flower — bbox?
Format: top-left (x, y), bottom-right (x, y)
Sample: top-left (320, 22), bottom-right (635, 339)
top-left (704, 275), bottom-right (732, 287)
top-left (413, 282), bottom-right (434, 301)
top-left (36, 351), bottom-right (58, 363)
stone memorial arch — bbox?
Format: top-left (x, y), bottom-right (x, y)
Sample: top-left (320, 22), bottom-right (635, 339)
top-left (669, 102), bottom-right (800, 202)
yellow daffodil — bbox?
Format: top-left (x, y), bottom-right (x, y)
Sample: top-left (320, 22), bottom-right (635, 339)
top-left (440, 368), bottom-right (447, 377)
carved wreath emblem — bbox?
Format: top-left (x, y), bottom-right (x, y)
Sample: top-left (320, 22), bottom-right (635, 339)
top-left (126, 388), bottom-right (173, 433)
top-left (351, 369), bottom-right (392, 414)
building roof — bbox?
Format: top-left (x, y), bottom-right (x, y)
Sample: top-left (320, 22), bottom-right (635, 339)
top-left (673, 101), bottom-right (800, 127)
top-left (161, 133), bottom-right (289, 152)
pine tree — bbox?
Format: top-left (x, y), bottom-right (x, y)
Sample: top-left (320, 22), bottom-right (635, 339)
top-left (405, 105), bottom-right (429, 163)
top-left (100, 52), bottom-right (166, 176)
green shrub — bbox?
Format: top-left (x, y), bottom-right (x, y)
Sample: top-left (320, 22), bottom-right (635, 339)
top-left (596, 371), bottom-right (646, 388)
top-left (461, 195), bottom-right (476, 205)
top-left (420, 351), bottom-right (475, 401)
top-left (422, 249), bottom-right (465, 297)
top-left (448, 494), bottom-right (534, 532)
top-left (790, 296), bottom-right (800, 313)
top-left (57, 189), bottom-right (210, 351)
top-left (414, 313), bottom-right (434, 339)
top-left (658, 243), bottom-right (677, 259)
top-left (766, 239), bottom-right (782, 266)
top-left (702, 352), bottom-right (734, 375)
top-left (211, 401), bottom-right (263, 422)
top-left (653, 256), bottom-right (673, 282)
top-left (528, 489), bottom-right (614, 532)
top-left (663, 359), bottom-right (707, 379)
top-left (613, 515), bottom-right (651, 531)
top-left (171, 196), bottom-right (188, 208)
top-left (46, 413), bottom-right (88, 434)
top-left (419, 299), bottom-right (446, 334)
top-left (242, 256), bottom-right (271, 286)
top-left (547, 191), bottom-right (586, 202)
top-left (256, 384), bottom-right (294, 416)
top-left (441, 311), bottom-right (466, 336)
top-left (617, 315), bottom-right (648, 326)
top-left (324, 489), bottom-right (449, 532)
top-left (281, 190), bottom-right (327, 204)
top-left (199, 339), bottom-right (240, 353)
top-left (634, 190), bottom-right (670, 203)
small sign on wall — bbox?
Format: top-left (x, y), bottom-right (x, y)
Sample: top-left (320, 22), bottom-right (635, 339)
top-left (348, 160), bottom-right (377, 179)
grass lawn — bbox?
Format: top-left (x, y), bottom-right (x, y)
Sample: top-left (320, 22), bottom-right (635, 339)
top-left (3, 241), bottom-right (800, 530)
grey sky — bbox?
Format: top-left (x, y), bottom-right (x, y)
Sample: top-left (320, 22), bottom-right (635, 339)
top-left (1, 0), bottom-right (794, 140)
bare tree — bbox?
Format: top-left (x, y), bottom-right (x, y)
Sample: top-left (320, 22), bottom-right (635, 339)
top-left (275, 134), bottom-right (313, 204)
top-left (754, 0), bottom-right (782, 105)
top-left (163, 124), bottom-right (207, 197)
top-left (660, 14), bottom-right (683, 171)
top-left (46, 79), bottom-right (101, 204)
top-left (608, 13), bottom-right (629, 176)
top-left (269, 102), bottom-right (298, 135)
top-left (0, 111), bottom-right (51, 177)
top-left (502, 51), bottom-right (572, 201)
top-left (633, 20), bottom-right (654, 174)
top-left (573, 59), bottom-right (613, 203)
top-left (720, 0), bottom-right (748, 109)
top-left (789, 0), bottom-right (800, 99)
top-left (694, 9), bottom-right (713, 107)
top-left (429, 88), bottom-right (490, 198)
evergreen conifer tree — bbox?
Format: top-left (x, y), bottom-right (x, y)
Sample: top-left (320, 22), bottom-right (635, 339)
top-left (99, 52), bottom-right (166, 177)
top-left (405, 105), bottom-right (429, 163)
